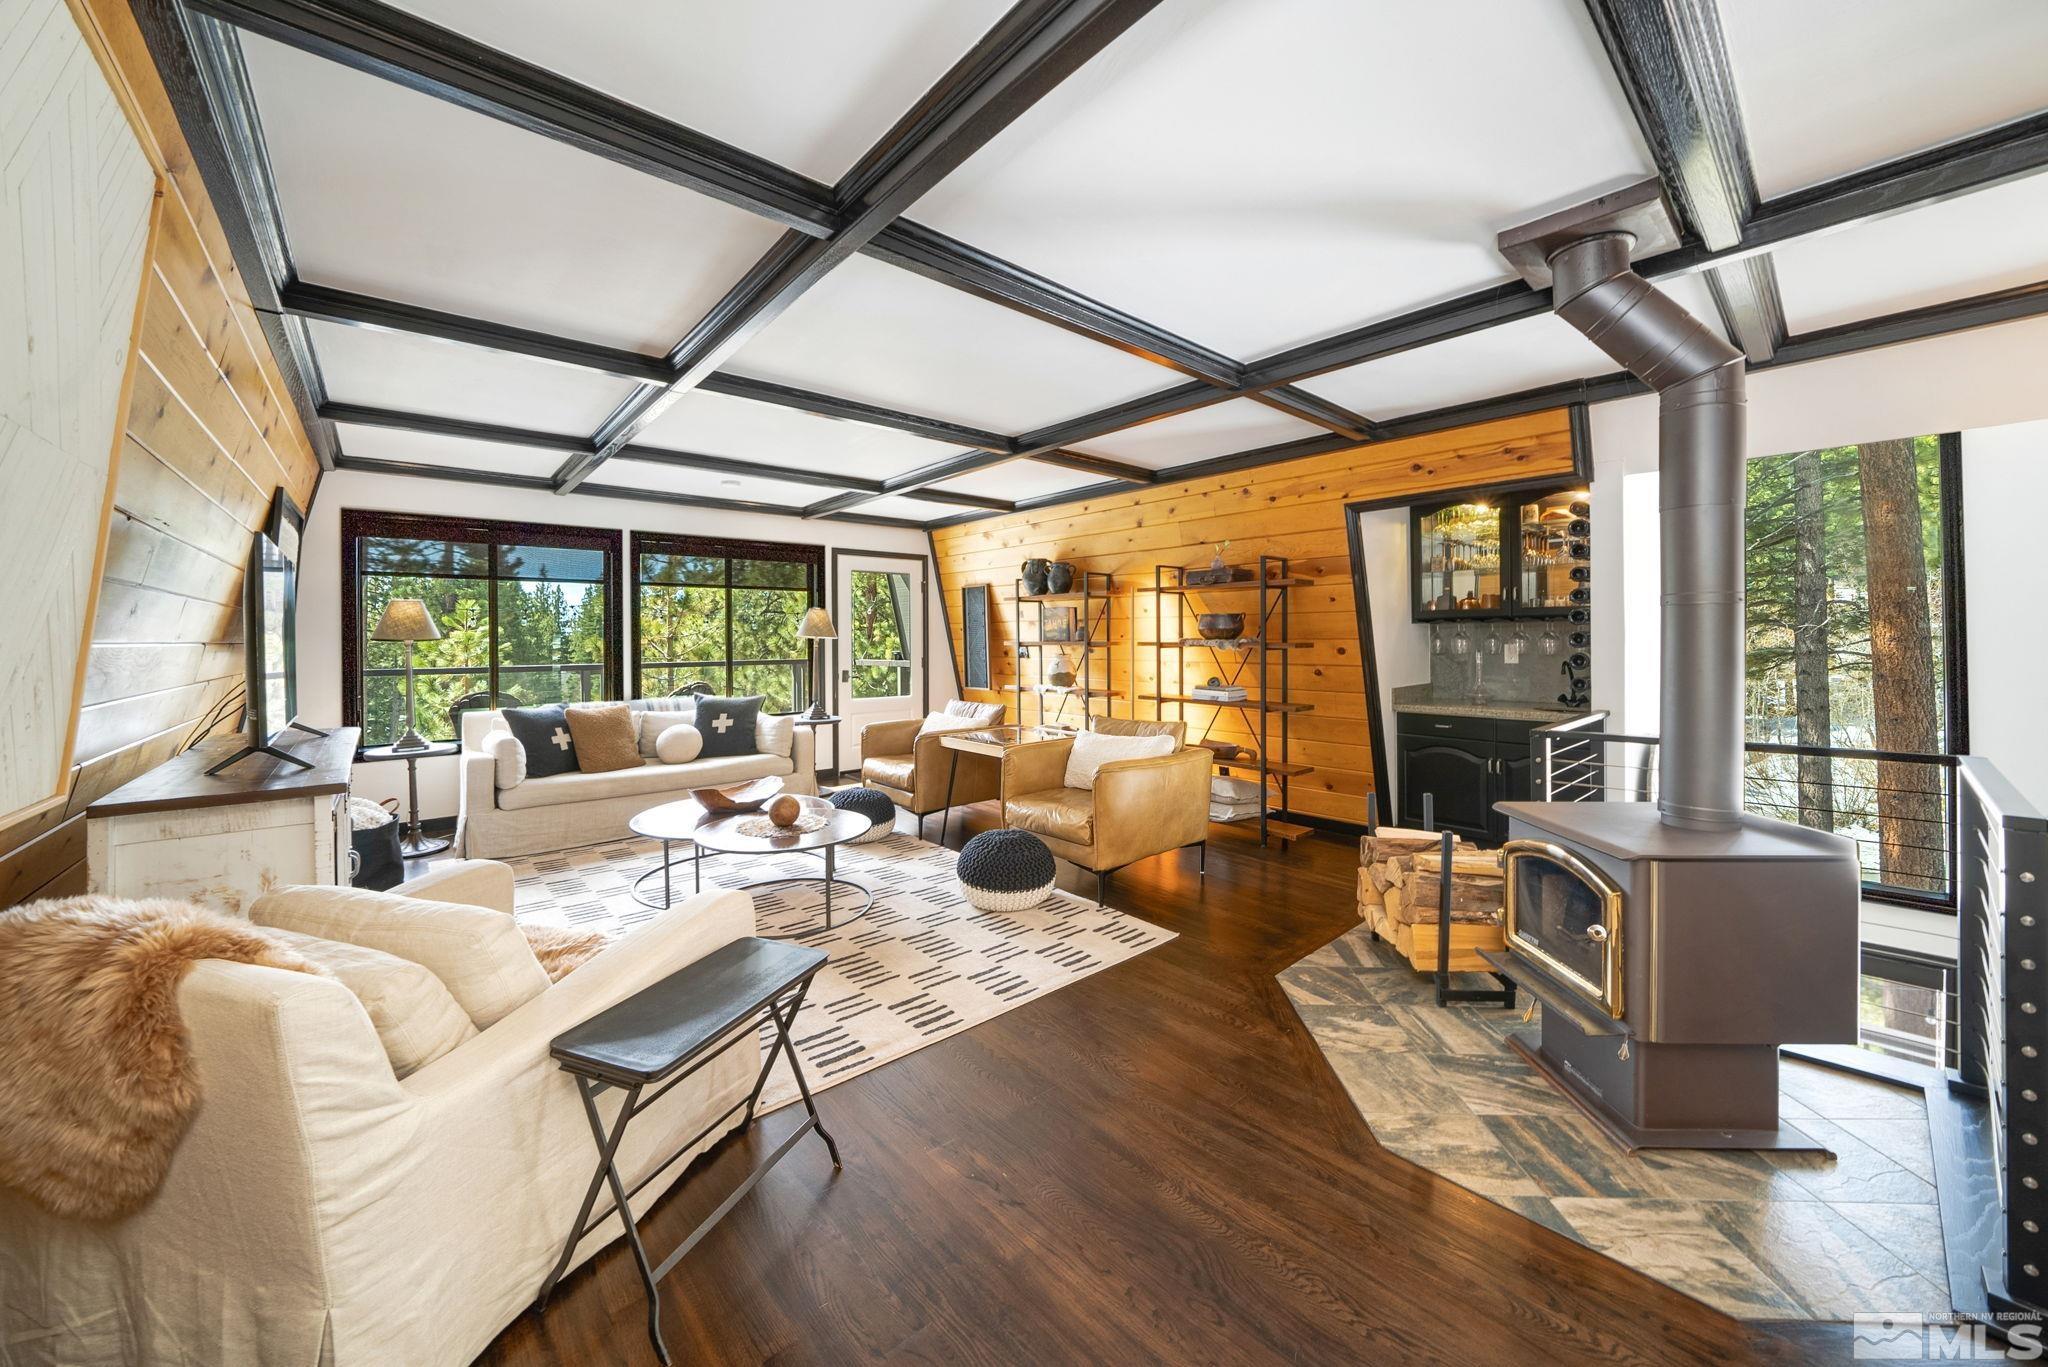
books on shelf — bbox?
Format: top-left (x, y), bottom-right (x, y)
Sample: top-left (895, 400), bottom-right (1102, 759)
top-left (1190, 683), bottom-right (1249, 702)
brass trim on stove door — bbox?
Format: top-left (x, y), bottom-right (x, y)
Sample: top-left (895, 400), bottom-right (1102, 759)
top-left (1502, 839), bottom-right (1625, 1018)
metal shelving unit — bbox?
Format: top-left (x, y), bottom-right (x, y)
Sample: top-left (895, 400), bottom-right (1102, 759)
top-left (1013, 570), bottom-right (1117, 728)
top-left (1139, 555), bottom-right (1313, 845)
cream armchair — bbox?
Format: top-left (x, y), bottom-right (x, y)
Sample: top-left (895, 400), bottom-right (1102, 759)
top-left (0, 862), bottom-right (757, 1367)
top-left (999, 717), bottom-right (1212, 902)
top-left (860, 701), bottom-right (1005, 838)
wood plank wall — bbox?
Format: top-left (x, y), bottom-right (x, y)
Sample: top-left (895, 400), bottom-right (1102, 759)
top-left (0, 0), bottom-right (321, 908)
top-left (929, 411), bottom-right (1579, 828)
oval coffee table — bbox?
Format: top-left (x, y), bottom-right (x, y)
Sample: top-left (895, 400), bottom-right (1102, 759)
top-left (691, 795), bottom-right (875, 934)
top-left (626, 798), bottom-right (711, 911)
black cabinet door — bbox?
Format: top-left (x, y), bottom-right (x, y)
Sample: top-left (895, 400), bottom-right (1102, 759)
top-left (1491, 744), bottom-right (1533, 843)
top-left (1397, 734), bottom-right (1494, 841)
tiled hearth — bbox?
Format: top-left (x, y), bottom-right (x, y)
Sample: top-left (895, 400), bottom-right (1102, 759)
top-left (1282, 924), bottom-right (1952, 1322)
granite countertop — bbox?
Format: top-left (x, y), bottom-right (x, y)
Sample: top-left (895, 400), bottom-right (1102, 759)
top-left (1389, 685), bottom-right (1584, 724)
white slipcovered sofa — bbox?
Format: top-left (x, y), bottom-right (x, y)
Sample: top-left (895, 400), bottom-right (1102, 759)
top-left (457, 698), bottom-right (817, 859)
top-left (0, 861), bottom-right (758, 1367)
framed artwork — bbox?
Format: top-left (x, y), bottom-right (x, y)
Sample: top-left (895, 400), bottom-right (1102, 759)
top-left (962, 584), bottom-right (990, 691)
top-left (1039, 604), bottom-right (1080, 642)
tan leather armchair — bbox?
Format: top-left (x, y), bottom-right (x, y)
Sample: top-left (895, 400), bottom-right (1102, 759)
top-left (1000, 717), bottom-right (1211, 902)
top-left (860, 708), bottom-right (1003, 839)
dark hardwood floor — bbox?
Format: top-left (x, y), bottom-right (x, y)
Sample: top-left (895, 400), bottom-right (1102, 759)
top-left (476, 807), bottom-right (1875, 1365)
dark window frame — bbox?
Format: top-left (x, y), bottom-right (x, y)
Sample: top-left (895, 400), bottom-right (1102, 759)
top-left (339, 509), bottom-right (624, 745)
top-left (628, 531), bottom-right (824, 711)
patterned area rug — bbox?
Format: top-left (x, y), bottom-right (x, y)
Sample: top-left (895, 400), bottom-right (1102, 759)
top-left (507, 831), bottom-right (1173, 1110)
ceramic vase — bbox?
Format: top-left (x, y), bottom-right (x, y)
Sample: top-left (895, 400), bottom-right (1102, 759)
top-left (1046, 561), bottom-right (1076, 594)
top-left (1020, 558), bottom-right (1050, 595)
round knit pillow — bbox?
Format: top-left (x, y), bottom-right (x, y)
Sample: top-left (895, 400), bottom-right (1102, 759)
top-left (655, 723), bottom-right (704, 764)
top-left (956, 829), bottom-right (1057, 912)
top-left (828, 786), bottom-right (897, 843)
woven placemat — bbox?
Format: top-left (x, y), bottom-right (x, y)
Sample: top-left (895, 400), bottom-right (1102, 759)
top-left (734, 811), bottom-right (829, 838)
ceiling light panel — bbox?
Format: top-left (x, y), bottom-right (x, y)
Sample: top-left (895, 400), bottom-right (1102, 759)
top-left (847, 496), bottom-right (950, 524)
top-left (309, 321), bottom-right (638, 432)
top-left (1773, 172), bottom-right (2048, 333)
top-left (725, 254), bottom-right (1178, 433)
top-left (1300, 314), bottom-right (1617, 421)
top-left (928, 462), bottom-right (1106, 502)
top-left (385, 0), bottom-right (1014, 183)
top-left (241, 34), bottom-right (784, 353)
top-left (1720, 0), bottom-right (2048, 199)
top-left (631, 388), bottom-right (968, 482)
top-left (1069, 398), bottom-right (1323, 470)
top-left (596, 459), bottom-right (833, 509)
top-left (911, 0), bottom-right (1654, 358)
top-left (334, 422), bottom-right (569, 479)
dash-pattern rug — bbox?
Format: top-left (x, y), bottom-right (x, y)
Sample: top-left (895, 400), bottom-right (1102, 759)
top-left (506, 831), bottom-right (1173, 1110)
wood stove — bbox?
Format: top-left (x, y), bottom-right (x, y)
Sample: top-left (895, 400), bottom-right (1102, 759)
top-left (1502, 840), bottom-right (1623, 1019)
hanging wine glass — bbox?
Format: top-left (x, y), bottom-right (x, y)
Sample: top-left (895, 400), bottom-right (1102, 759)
top-left (1432, 624), bottom-right (1445, 656)
top-left (1452, 626), bottom-right (1471, 656)
top-left (1542, 627), bottom-right (1560, 656)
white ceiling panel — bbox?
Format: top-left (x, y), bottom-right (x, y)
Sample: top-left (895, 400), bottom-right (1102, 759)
top-left (1301, 314), bottom-right (1617, 421)
top-left (1070, 398), bottom-right (1323, 470)
top-left (242, 34), bottom-right (784, 353)
top-left (632, 388), bottom-right (964, 481)
top-left (929, 462), bottom-right (1106, 502)
top-left (334, 423), bottom-right (568, 479)
top-left (386, 0), bottom-right (1013, 183)
top-left (910, 0), bottom-right (1654, 358)
top-left (1722, 0), bottom-right (2048, 198)
top-left (848, 496), bottom-right (949, 524)
top-left (309, 321), bottom-right (638, 433)
top-left (725, 255), bottom-right (1173, 432)
top-left (1773, 172), bottom-right (2048, 333)
top-left (595, 460), bottom-right (829, 510)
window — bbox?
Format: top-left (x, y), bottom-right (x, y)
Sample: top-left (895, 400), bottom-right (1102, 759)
top-left (1742, 434), bottom-right (1963, 903)
top-left (631, 534), bottom-right (822, 712)
top-left (848, 567), bottom-right (914, 700)
top-left (341, 512), bottom-right (621, 745)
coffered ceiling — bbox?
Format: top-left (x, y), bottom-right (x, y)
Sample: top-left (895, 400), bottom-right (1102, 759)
top-left (136, 0), bottom-right (2048, 529)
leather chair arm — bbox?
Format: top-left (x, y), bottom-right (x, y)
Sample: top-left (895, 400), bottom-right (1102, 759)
top-left (1001, 738), bottom-right (1074, 799)
top-left (1091, 748), bottom-right (1213, 869)
top-left (862, 717), bottom-right (922, 759)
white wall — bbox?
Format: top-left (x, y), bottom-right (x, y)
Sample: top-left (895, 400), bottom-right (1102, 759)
top-left (1357, 506), bottom-right (1429, 819)
top-left (1962, 418), bottom-right (2048, 815)
top-left (299, 468), bottom-right (954, 821)
top-left (1589, 308), bottom-right (2048, 737)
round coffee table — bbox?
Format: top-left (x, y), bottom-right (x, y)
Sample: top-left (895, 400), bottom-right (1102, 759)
top-left (627, 798), bottom-right (710, 910)
top-left (690, 795), bottom-right (875, 934)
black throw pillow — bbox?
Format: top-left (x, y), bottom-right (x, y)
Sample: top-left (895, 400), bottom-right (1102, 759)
top-left (503, 704), bottom-right (578, 778)
top-left (692, 695), bottom-right (763, 758)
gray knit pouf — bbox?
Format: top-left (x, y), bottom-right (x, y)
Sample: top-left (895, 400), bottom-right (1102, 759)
top-left (956, 829), bottom-right (1057, 912)
top-left (828, 786), bottom-right (897, 843)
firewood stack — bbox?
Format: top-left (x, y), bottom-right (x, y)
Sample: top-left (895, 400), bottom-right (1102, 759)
top-left (1356, 830), bottom-right (1508, 974)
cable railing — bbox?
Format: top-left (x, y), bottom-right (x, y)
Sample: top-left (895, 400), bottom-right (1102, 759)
top-left (1533, 712), bottom-right (1961, 911)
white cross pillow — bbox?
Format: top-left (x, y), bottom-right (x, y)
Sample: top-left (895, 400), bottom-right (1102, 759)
top-left (1063, 728), bottom-right (1177, 791)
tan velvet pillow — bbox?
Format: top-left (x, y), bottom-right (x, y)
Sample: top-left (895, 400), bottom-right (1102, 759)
top-left (566, 702), bottom-right (640, 773)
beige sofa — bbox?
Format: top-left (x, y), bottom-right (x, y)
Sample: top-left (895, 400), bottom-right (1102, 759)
top-left (457, 700), bottom-right (816, 858)
top-left (0, 861), bottom-right (758, 1367)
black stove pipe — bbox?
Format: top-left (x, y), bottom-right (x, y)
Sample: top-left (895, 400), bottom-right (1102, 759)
top-left (1546, 232), bottom-right (1746, 831)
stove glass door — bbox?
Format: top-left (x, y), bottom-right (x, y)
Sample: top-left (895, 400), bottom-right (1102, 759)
top-left (1503, 841), bottom-right (1623, 1016)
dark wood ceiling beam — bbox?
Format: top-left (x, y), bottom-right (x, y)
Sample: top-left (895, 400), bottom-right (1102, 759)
top-left (184, 0), bottom-right (840, 234)
top-left (1029, 448), bottom-right (1155, 483)
top-left (1580, 0), bottom-right (1785, 362)
top-left (1012, 380), bottom-right (1228, 457)
top-left (555, 0), bottom-right (1165, 492)
top-left (694, 372), bottom-right (1012, 453)
top-left (1251, 386), bottom-right (1378, 440)
top-left (131, 5), bottom-right (339, 468)
top-left (320, 401), bottom-right (591, 452)
top-left (332, 452), bottom-right (559, 490)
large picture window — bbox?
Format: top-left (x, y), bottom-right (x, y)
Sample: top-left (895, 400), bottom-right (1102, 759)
top-left (631, 534), bottom-right (823, 712)
top-left (341, 511), bottom-right (622, 744)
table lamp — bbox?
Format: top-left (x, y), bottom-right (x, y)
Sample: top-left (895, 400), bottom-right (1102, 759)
top-left (371, 598), bottom-right (441, 751)
top-left (797, 606), bottom-right (836, 719)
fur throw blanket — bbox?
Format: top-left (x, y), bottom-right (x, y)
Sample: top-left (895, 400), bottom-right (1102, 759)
top-left (0, 896), bottom-right (324, 1221)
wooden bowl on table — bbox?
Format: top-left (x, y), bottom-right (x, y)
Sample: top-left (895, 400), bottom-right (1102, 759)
top-left (690, 776), bottom-right (785, 813)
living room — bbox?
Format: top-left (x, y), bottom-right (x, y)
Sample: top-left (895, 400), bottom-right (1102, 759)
top-left (5, 2), bottom-right (2048, 1364)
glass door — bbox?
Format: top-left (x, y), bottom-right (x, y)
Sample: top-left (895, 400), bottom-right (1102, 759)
top-left (1513, 489), bottom-right (1590, 616)
top-left (1413, 500), bottom-right (1506, 618)
top-left (835, 555), bottom-right (924, 766)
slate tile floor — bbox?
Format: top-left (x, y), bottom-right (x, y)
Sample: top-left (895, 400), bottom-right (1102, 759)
top-left (1281, 923), bottom-right (1952, 1322)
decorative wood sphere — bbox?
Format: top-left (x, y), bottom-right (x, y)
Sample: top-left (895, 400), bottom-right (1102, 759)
top-left (767, 794), bottom-right (804, 828)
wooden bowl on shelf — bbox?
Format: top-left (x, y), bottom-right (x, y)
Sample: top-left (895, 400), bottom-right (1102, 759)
top-left (1196, 613), bottom-right (1246, 640)
top-left (691, 776), bottom-right (785, 813)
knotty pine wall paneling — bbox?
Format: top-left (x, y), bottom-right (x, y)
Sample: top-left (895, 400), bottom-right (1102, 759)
top-left (0, 0), bottom-right (323, 907)
top-left (929, 411), bottom-right (1580, 828)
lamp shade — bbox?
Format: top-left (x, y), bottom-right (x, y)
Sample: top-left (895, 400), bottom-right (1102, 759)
top-left (797, 607), bottom-right (837, 640)
top-left (371, 598), bottom-right (441, 642)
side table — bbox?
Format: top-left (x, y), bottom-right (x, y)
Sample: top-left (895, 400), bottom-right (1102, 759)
top-left (359, 742), bottom-right (458, 857)
top-left (537, 936), bottom-right (839, 1364)
top-left (791, 712), bottom-right (842, 779)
